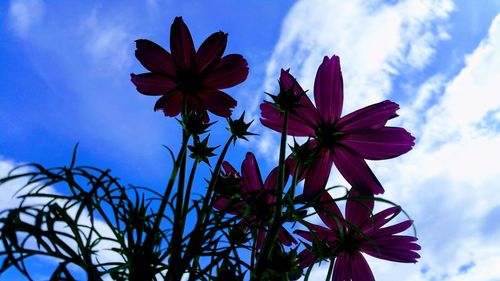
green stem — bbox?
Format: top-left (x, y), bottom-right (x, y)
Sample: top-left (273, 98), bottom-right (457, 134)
top-left (168, 131), bottom-right (189, 271)
top-left (253, 110), bottom-right (289, 280)
top-left (325, 258), bottom-right (335, 281)
top-left (182, 160), bottom-right (199, 224)
top-left (169, 135), bottom-right (235, 280)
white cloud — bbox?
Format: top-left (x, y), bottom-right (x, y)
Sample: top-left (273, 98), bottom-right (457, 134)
top-left (79, 7), bottom-right (133, 73)
top-left (255, 0), bottom-right (500, 280)
top-left (252, 0), bottom-right (453, 157)
top-left (7, 0), bottom-right (45, 38)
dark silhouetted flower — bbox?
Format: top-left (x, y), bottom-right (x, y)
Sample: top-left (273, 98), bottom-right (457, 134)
top-left (260, 56), bottom-right (414, 196)
top-left (131, 17), bottom-right (249, 121)
top-left (295, 191), bottom-right (420, 280)
top-left (214, 153), bottom-right (296, 249)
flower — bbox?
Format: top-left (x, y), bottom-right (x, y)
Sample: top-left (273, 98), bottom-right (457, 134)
top-left (260, 56), bottom-right (415, 196)
top-left (214, 152), bottom-right (296, 249)
top-left (295, 191), bottom-right (420, 280)
top-left (131, 17), bottom-right (249, 121)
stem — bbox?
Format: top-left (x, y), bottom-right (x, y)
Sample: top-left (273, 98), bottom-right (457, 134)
top-left (168, 135), bottom-right (235, 281)
top-left (182, 160), bottom-right (199, 224)
top-left (168, 131), bottom-right (189, 272)
top-left (325, 258), bottom-right (335, 281)
top-left (253, 110), bottom-right (289, 280)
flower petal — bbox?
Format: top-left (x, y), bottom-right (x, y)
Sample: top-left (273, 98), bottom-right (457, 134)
top-left (170, 17), bottom-right (195, 70)
top-left (154, 91), bottom-right (183, 117)
top-left (316, 192), bottom-right (344, 231)
top-left (277, 228), bottom-right (297, 246)
top-left (297, 249), bottom-right (315, 269)
top-left (197, 88), bottom-right (236, 117)
top-left (350, 252), bottom-right (375, 281)
top-left (314, 55), bottom-right (343, 123)
top-left (332, 147), bottom-right (384, 194)
top-left (341, 127), bottom-right (415, 160)
top-left (260, 102), bottom-right (317, 136)
top-left (333, 254), bottom-right (350, 281)
top-left (345, 189), bottom-right (374, 227)
top-left (203, 54), bottom-right (248, 89)
top-left (196, 31), bottom-right (227, 74)
top-left (303, 148), bottom-right (334, 199)
top-left (130, 73), bottom-right (176, 95)
top-left (241, 152), bottom-right (264, 192)
top-left (360, 207), bottom-right (400, 233)
top-left (135, 39), bottom-right (176, 77)
top-left (362, 235), bottom-right (421, 263)
top-left (336, 100), bottom-right (400, 133)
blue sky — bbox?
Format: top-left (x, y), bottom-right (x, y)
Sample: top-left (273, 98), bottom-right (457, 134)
top-left (1, 0), bottom-right (500, 280)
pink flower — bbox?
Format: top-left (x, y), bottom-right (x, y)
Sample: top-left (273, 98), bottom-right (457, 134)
top-left (260, 56), bottom-right (414, 196)
top-left (131, 17), bottom-right (248, 121)
top-left (214, 153), bottom-right (296, 249)
top-left (295, 191), bottom-right (420, 280)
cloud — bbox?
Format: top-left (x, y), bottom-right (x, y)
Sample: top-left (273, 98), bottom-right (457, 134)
top-left (252, 0), bottom-right (453, 157)
top-left (7, 0), bottom-right (45, 38)
top-left (254, 0), bottom-right (500, 280)
top-left (79, 7), bottom-right (134, 73)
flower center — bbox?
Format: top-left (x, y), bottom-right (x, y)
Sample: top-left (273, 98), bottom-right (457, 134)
top-left (314, 123), bottom-right (344, 148)
top-left (177, 70), bottom-right (202, 95)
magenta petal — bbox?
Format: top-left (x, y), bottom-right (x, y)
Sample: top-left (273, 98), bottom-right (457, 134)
top-left (360, 207), bottom-right (400, 232)
top-left (222, 161), bottom-right (237, 176)
top-left (260, 102), bottom-right (316, 136)
top-left (135, 39), bottom-right (176, 77)
top-left (154, 91), bottom-right (182, 116)
top-left (263, 167), bottom-right (279, 191)
top-left (197, 88), bottom-right (236, 117)
top-left (196, 31), bottom-right (227, 74)
top-left (170, 17), bottom-right (195, 70)
top-left (130, 73), bottom-right (176, 95)
top-left (203, 54), bottom-right (248, 89)
top-left (314, 55), bottom-right (344, 123)
top-left (241, 152), bottom-right (264, 192)
top-left (333, 254), bottom-right (349, 281)
top-left (277, 228), bottom-right (297, 246)
top-left (303, 148), bottom-right (334, 199)
top-left (345, 190), bottom-right (374, 227)
top-left (256, 228), bottom-right (266, 250)
top-left (297, 249), bottom-right (315, 269)
top-left (373, 220), bottom-right (413, 237)
top-left (341, 127), bottom-right (415, 160)
top-left (332, 147), bottom-right (384, 194)
top-left (336, 100), bottom-right (399, 133)
top-left (350, 252), bottom-right (375, 281)
top-left (362, 236), bottom-right (421, 262)
top-left (294, 225), bottom-right (331, 242)
top-left (316, 192), bottom-right (343, 231)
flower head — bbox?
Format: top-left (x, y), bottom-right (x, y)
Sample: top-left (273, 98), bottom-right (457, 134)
top-left (131, 17), bottom-right (249, 121)
top-left (260, 55), bottom-right (415, 197)
top-left (295, 191), bottom-right (420, 280)
top-left (214, 152), bottom-right (296, 249)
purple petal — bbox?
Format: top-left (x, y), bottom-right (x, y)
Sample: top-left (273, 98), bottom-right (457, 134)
top-left (256, 228), bottom-right (267, 250)
top-left (294, 225), bottom-right (331, 242)
top-left (277, 228), bottom-right (297, 246)
top-left (170, 17), bottom-right (195, 70)
top-left (297, 249), bottom-right (315, 269)
top-left (341, 127), bottom-right (415, 160)
top-left (241, 152), bottom-right (264, 192)
top-left (332, 147), bottom-right (384, 194)
top-left (350, 252), bottom-right (375, 281)
top-left (336, 100), bottom-right (400, 133)
top-left (303, 148), bottom-right (334, 199)
top-left (360, 207), bottom-right (400, 233)
top-left (316, 192), bottom-right (344, 231)
top-left (314, 55), bottom-right (343, 123)
top-left (196, 31), bottom-right (227, 74)
top-left (345, 189), bottom-right (374, 227)
top-left (260, 102), bottom-right (317, 136)
top-left (154, 91), bottom-right (183, 117)
top-left (203, 54), bottom-right (248, 89)
top-left (333, 254), bottom-right (349, 281)
top-left (362, 236), bottom-right (421, 263)
top-left (221, 161), bottom-right (238, 176)
top-left (373, 220), bottom-right (413, 237)
top-left (135, 39), bottom-right (176, 77)
top-left (130, 73), bottom-right (176, 95)
top-left (198, 88), bottom-right (236, 117)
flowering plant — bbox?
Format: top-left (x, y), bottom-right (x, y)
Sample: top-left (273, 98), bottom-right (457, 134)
top-left (0, 17), bottom-right (419, 281)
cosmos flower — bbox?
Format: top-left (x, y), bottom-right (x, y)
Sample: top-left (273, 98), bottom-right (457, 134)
top-left (131, 17), bottom-right (249, 121)
top-left (214, 152), bottom-right (296, 249)
top-left (295, 191), bottom-right (420, 281)
top-left (260, 56), bottom-right (414, 196)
